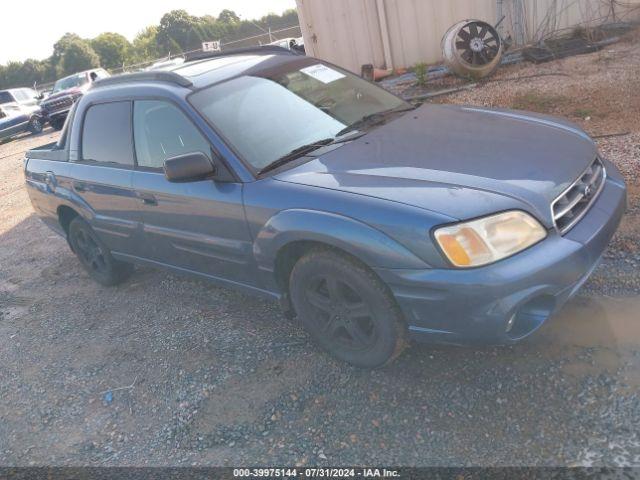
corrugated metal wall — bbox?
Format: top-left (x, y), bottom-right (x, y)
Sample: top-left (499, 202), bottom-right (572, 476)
top-left (382, 0), bottom-right (496, 69)
top-left (297, 0), bottom-right (387, 73)
top-left (296, 0), bottom-right (640, 73)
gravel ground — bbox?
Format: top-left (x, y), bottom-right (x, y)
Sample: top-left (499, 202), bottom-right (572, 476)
top-left (0, 36), bottom-right (639, 467)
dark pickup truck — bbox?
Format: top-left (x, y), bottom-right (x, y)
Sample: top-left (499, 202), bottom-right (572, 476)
top-left (25, 47), bottom-right (627, 367)
top-left (39, 68), bottom-right (109, 130)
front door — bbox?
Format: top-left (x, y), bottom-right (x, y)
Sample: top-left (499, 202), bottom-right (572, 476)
top-left (130, 100), bottom-right (254, 284)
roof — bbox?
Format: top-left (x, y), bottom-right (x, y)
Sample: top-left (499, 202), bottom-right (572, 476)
top-left (92, 46), bottom-right (311, 91)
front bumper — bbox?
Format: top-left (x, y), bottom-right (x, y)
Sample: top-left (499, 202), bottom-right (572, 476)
top-left (41, 108), bottom-right (70, 122)
top-left (375, 160), bottom-right (627, 345)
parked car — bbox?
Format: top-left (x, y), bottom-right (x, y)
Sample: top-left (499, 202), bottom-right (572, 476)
top-left (24, 47), bottom-right (626, 367)
top-left (39, 68), bottom-right (109, 130)
top-left (145, 58), bottom-right (185, 71)
top-left (268, 37), bottom-right (305, 54)
top-left (0, 88), bottom-right (44, 141)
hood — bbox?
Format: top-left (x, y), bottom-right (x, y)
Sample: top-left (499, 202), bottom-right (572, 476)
top-left (275, 104), bottom-right (597, 226)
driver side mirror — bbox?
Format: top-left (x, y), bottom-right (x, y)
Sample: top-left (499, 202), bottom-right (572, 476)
top-left (164, 152), bottom-right (216, 182)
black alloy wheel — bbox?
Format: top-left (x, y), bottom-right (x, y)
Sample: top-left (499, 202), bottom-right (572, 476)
top-left (68, 217), bottom-right (133, 286)
top-left (289, 249), bottom-right (406, 368)
top-left (28, 117), bottom-right (43, 134)
top-left (74, 227), bottom-right (108, 274)
top-left (305, 274), bottom-right (378, 351)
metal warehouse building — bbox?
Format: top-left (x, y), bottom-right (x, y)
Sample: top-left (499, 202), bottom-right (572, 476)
top-left (295, 0), bottom-right (640, 73)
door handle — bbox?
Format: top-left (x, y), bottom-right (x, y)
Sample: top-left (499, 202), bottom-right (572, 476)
top-left (45, 171), bottom-right (57, 192)
top-left (138, 192), bottom-right (158, 206)
top-left (73, 181), bottom-right (87, 192)
top-left (45, 171), bottom-right (56, 185)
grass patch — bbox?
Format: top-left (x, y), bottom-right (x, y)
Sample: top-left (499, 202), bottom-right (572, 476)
top-left (511, 92), bottom-right (570, 113)
top-left (414, 62), bottom-right (428, 87)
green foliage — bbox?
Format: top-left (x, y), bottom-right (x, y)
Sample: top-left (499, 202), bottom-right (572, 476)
top-left (129, 27), bottom-right (161, 64)
top-left (157, 9), bottom-right (208, 54)
top-left (218, 9), bottom-right (240, 25)
top-left (91, 33), bottom-right (131, 70)
top-left (60, 39), bottom-right (100, 76)
top-left (414, 62), bottom-right (428, 87)
top-left (52, 33), bottom-right (84, 64)
top-left (0, 8), bottom-right (300, 89)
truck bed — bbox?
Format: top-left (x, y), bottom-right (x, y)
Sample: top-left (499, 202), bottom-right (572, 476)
top-left (26, 142), bottom-right (67, 162)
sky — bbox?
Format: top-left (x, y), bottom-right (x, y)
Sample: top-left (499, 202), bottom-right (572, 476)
top-left (1, 0), bottom-right (297, 64)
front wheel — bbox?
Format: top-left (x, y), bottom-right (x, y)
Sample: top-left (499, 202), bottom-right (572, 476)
top-left (28, 117), bottom-right (43, 134)
top-left (289, 249), bottom-right (406, 368)
top-left (68, 217), bottom-right (133, 286)
top-left (50, 117), bottom-right (66, 131)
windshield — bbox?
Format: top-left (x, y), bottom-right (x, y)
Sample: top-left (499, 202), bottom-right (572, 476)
top-left (189, 62), bottom-right (408, 171)
top-left (52, 73), bottom-right (87, 94)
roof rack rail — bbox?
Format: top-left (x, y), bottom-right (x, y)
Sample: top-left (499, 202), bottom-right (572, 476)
top-left (184, 45), bottom-right (299, 63)
top-left (92, 71), bottom-right (193, 89)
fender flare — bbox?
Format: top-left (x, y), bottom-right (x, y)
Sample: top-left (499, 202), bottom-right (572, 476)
top-left (253, 209), bottom-right (428, 274)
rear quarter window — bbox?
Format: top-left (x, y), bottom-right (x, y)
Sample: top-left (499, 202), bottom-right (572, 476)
top-left (81, 101), bottom-right (134, 166)
top-left (0, 91), bottom-right (14, 104)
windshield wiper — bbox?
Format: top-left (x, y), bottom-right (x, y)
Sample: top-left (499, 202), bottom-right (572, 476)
top-left (336, 105), bottom-right (417, 137)
top-left (258, 138), bottom-right (336, 175)
top-left (257, 132), bottom-right (367, 176)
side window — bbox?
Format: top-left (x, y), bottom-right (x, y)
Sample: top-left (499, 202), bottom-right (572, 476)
top-left (0, 91), bottom-right (12, 104)
top-left (133, 100), bottom-right (211, 170)
top-left (82, 101), bottom-right (134, 166)
top-left (17, 89), bottom-right (36, 104)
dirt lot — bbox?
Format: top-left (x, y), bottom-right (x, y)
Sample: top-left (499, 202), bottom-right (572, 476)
top-left (1, 37), bottom-right (639, 467)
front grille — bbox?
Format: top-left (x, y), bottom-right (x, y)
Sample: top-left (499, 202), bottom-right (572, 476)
top-left (552, 157), bottom-right (606, 234)
top-left (43, 96), bottom-right (74, 112)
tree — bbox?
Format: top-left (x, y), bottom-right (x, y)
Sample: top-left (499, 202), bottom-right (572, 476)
top-left (0, 62), bottom-right (25, 88)
top-left (131, 26), bottom-right (161, 62)
top-left (91, 33), bottom-right (131, 70)
top-left (157, 9), bottom-right (202, 53)
top-left (0, 8), bottom-right (300, 89)
top-left (217, 9), bottom-right (240, 25)
top-left (52, 33), bottom-right (84, 64)
top-left (61, 40), bottom-right (100, 75)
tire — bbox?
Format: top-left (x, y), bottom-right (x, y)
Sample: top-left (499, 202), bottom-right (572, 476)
top-left (50, 117), bottom-right (66, 131)
top-left (67, 217), bottom-right (133, 286)
top-left (289, 249), bottom-right (406, 368)
top-left (28, 117), bottom-right (43, 134)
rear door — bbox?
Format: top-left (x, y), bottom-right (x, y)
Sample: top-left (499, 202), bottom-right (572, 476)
top-left (72, 100), bottom-right (141, 255)
top-left (130, 99), bottom-right (253, 284)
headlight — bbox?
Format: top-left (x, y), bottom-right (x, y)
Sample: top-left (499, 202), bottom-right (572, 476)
top-left (434, 211), bottom-right (547, 268)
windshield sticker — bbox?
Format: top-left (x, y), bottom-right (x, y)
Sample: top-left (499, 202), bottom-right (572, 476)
top-left (300, 64), bottom-right (346, 84)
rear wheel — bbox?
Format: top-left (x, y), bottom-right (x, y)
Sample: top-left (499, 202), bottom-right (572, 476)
top-left (28, 117), bottom-right (43, 134)
top-left (289, 249), bottom-right (406, 368)
top-left (68, 217), bottom-right (133, 286)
